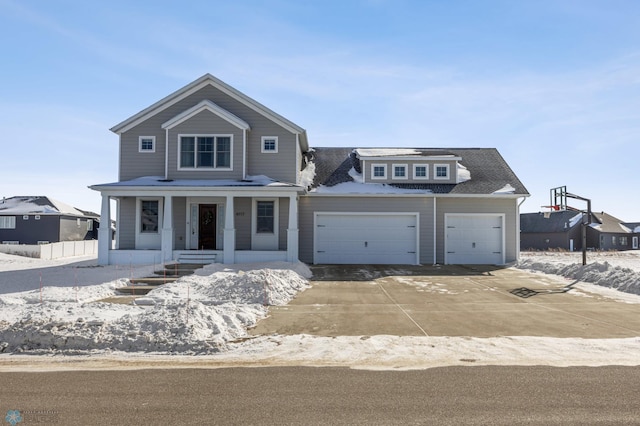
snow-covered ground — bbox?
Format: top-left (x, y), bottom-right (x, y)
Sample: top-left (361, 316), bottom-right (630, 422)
top-left (0, 250), bottom-right (639, 370)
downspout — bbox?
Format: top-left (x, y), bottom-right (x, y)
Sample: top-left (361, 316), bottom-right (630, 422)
top-left (433, 196), bottom-right (437, 265)
top-left (516, 196), bottom-right (526, 261)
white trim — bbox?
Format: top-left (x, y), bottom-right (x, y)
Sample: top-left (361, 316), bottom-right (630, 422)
top-left (444, 213), bottom-right (505, 265)
top-left (434, 164), bottom-right (450, 180)
top-left (357, 155), bottom-right (462, 162)
top-left (111, 74), bottom-right (303, 137)
top-left (138, 136), bottom-right (156, 153)
top-left (135, 197), bottom-right (163, 250)
top-left (371, 163), bottom-right (387, 180)
top-left (242, 129), bottom-right (247, 180)
top-left (177, 134), bottom-right (234, 171)
top-left (161, 99), bottom-right (250, 130)
top-left (391, 163), bottom-right (408, 180)
top-left (261, 136), bottom-right (279, 153)
top-left (413, 164), bottom-right (429, 180)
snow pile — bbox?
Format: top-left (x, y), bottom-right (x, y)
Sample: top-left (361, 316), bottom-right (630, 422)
top-left (0, 258), bottom-right (310, 354)
top-left (517, 251), bottom-right (640, 295)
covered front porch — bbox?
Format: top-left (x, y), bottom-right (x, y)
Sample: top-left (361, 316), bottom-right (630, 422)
top-left (92, 178), bottom-right (302, 265)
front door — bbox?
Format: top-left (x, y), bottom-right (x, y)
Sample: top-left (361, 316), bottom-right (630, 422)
top-left (198, 204), bottom-right (217, 250)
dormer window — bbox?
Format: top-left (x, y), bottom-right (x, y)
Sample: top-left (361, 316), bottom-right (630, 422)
top-left (261, 136), bottom-right (278, 153)
top-left (435, 164), bottom-right (450, 180)
top-left (414, 164), bottom-right (428, 179)
top-left (371, 164), bottom-right (387, 180)
top-left (179, 135), bottom-right (232, 169)
top-left (392, 164), bottom-right (407, 180)
top-left (139, 136), bottom-right (155, 153)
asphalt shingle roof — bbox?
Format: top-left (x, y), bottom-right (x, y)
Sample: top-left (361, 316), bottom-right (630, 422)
top-left (307, 147), bottom-right (529, 195)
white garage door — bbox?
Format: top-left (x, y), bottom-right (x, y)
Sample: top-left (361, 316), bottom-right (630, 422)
top-left (314, 213), bottom-right (419, 265)
top-left (445, 214), bottom-right (504, 265)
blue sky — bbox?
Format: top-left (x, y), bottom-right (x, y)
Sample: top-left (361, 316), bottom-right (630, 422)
top-left (1, 0), bottom-right (639, 220)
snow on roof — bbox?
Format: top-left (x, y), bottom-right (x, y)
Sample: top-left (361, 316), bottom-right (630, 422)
top-left (312, 168), bottom-right (433, 194)
top-left (457, 163), bottom-right (471, 183)
top-left (0, 196), bottom-right (85, 216)
top-left (492, 184), bottom-right (516, 194)
top-left (355, 148), bottom-right (422, 157)
top-left (569, 212), bottom-right (583, 228)
top-left (92, 175), bottom-right (297, 188)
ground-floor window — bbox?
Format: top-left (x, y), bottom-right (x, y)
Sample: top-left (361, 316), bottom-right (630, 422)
top-left (256, 201), bottom-right (275, 233)
top-left (141, 200), bottom-right (159, 233)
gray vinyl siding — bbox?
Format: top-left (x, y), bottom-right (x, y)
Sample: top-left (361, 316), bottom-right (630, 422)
top-left (59, 217), bottom-right (94, 241)
top-left (167, 110), bottom-right (244, 180)
top-left (279, 197), bottom-right (289, 250)
top-left (361, 159), bottom-right (458, 184)
top-left (119, 85), bottom-right (299, 182)
top-left (298, 195), bottom-right (435, 264)
top-left (119, 127), bottom-right (166, 181)
top-left (435, 198), bottom-right (518, 264)
top-left (117, 197), bottom-right (136, 249)
top-left (234, 198), bottom-right (252, 250)
top-left (247, 131), bottom-right (298, 183)
top-left (173, 197), bottom-right (187, 250)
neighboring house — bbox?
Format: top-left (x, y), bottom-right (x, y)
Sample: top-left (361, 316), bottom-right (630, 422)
top-left (90, 74), bottom-right (529, 266)
top-left (622, 223), bottom-right (640, 250)
top-left (520, 210), bottom-right (584, 251)
top-left (588, 212), bottom-right (639, 251)
top-left (0, 196), bottom-right (99, 244)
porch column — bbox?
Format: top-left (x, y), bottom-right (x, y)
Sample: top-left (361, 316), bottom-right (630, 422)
top-left (97, 194), bottom-right (111, 265)
top-left (287, 194), bottom-right (299, 262)
top-left (223, 195), bottom-right (236, 264)
top-left (161, 195), bottom-right (174, 262)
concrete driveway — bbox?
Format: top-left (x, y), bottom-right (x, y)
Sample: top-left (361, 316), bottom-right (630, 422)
top-left (249, 265), bottom-right (640, 338)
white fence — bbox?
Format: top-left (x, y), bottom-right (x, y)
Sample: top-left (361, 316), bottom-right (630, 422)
top-left (0, 240), bottom-right (98, 260)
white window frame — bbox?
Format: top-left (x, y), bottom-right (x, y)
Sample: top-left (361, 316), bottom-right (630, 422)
top-left (413, 164), bottom-right (429, 180)
top-left (434, 164), bottom-right (450, 180)
top-left (392, 164), bottom-right (408, 180)
top-left (178, 134), bottom-right (233, 171)
top-left (0, 216), bottom-right (16, 229)
top-left (138, 136), bottom-right (156, 153)
top-left (251, 198), bottom-right (279, 250)
top-left (261, 136), bottom-right (278, 153)
top-left (135, 198), bottom-right (163, 250)
top-left (371, 164), bottom-right (387, 180)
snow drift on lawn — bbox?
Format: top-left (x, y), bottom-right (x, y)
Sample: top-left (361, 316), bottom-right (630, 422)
top-left (0, 258), bottom-right (310, 354)
top-left (517, 251), bottom-right (640, 296)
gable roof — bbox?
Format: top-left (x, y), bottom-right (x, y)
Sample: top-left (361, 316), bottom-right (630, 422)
top-left (0, 196), bottom-right (87, 216)
top-left (520, 211), bottom-right (583, 233)
top-left (590, 212), bottom-right (633, 233)
top-left (110, 74), bottom-right (308, 150)
top-left (306, 147), bottom-right (529, 195)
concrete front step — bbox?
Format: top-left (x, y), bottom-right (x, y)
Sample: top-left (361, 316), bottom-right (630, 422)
top-left (116, 285), bottom-right (157, 295)
top-left (178, 253), bottom-right (217, 264)
top-left (129, 277), bottom-right (179, 285)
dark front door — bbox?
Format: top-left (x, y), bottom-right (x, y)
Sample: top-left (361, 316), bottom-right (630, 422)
top-left (198, 204), bottom-right (216, 250)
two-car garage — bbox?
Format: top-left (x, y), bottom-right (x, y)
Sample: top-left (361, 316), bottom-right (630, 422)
top-left (314, 213), bottom-right (419, 265)
top-left (312, 212), bottom-right (505, 265)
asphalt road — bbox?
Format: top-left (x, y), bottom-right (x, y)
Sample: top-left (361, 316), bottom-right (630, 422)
top-left (1, 366), bottom-right (639, 425)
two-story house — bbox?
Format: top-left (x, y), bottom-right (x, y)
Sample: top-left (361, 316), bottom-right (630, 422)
top-left (91, 74), bottom-right (529, 266)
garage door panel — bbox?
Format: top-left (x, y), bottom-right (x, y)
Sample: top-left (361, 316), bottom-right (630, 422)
top-left (315, 213), bottom-right (418, 265)
top-left (446, 215), bottom-right (504, 265)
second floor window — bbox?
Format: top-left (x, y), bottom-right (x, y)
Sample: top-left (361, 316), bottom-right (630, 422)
top-left (435, 164), bottom-right (450, 179)
top-left (179, 135), bottom-right (232, 169)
